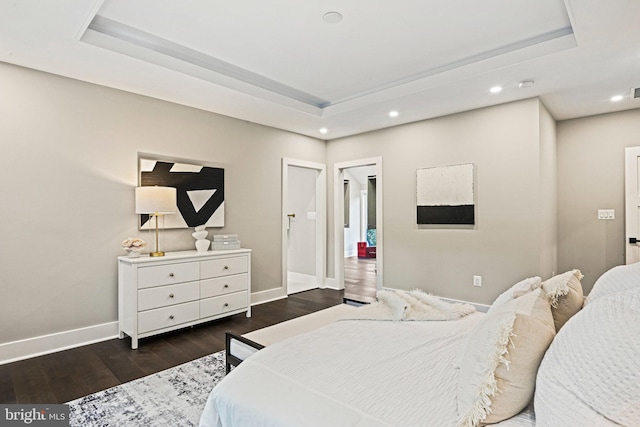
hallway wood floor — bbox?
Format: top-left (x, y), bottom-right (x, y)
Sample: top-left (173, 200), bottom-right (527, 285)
top-left (343, 256), bottom-right (377, 303)
top-left (0, 289), bottom-right (344, 405)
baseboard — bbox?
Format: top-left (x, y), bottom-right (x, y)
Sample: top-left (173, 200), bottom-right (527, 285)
top-left (0, 321), bottom-right (119, 365)
top-left (323, 277), bottom-right (342, 290)
top-left (250, 287), bottom-right (287, 306)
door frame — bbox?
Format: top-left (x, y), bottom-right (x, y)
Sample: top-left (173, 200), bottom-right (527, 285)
top-left (333, 157), bottom-right (383, 290)
top-left (625, 147), bottom-right (640, 264)
top-left (282, 158), bottom-right (327, 294)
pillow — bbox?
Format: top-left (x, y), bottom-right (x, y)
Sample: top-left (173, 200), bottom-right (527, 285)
top-left (585, 262), bottom-right (640, 305)
top-left (457, 288), bottom-right (556, 427)
top-left (535, 287), bottom-right (640, 426)
top-left (540, 269), bottom-right (584, 331)
top-left (487, 276), bottom-right (541, 314)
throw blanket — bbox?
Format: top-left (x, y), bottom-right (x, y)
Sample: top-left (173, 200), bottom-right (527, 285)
top-left (343, 289), bottom-right (475, 321)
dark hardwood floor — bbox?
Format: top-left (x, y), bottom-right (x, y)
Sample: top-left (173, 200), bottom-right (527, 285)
top-left (343, 256), bottom-right (377, 303)
top-left (0, 288), bottom-right (344, 404)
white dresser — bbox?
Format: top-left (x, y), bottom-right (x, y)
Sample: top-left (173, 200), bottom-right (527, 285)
top-left (118, 249), bottom-right (251, 349)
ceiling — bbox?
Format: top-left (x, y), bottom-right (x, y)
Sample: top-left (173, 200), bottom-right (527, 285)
top-left (1, 0), bottom-right (639, 139)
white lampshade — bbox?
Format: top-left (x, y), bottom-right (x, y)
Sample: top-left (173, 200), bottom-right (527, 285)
top-left (135, 186), bottom-right (177, 215)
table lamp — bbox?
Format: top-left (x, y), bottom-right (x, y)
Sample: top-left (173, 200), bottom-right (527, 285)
top-left (135, 186), bottom-right (177, 257)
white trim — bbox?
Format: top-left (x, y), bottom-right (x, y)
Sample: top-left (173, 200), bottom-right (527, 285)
top-left (334, 157), bottom-right (384, 291)
top-left (0, 321), bottom-right (118, 365)
top-left (324, 278), bottom-right (340, 290)
top-left (625, 146), bottom-right (640, 264)
top-left (250, 287), bottom-right (287, 306)
top-left (282, 158), bottom-right (327, 295)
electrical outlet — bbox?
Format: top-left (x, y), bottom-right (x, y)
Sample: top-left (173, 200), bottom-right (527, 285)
top-left (473, 275), bottom-right (482, 287)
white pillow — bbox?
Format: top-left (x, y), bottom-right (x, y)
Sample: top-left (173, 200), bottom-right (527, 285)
top-left (585, 262), bottom-right (640, 305)
top-left (540, 269), bottom-right (584, 331)
top-left (535, 287), bottom-right (640, 426)
top-left (457, 288), bottom-right (555, 426)
top-left (488, 276), bottom-right (541, 314)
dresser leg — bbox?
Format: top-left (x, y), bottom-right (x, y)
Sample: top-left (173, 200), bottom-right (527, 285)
top-left (131, 338), bottom-right (138, 350)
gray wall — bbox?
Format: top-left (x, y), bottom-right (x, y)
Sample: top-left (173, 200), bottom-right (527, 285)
top-left (557, 109), bottom-right (640, 294)
top-left (326, 98), bottom-right (557, 305)
top-left (0, 62), bottom-right (325, 344)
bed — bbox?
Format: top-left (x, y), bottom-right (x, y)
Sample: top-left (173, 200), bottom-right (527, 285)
top-left (200, 264), bottom-right (640, 427)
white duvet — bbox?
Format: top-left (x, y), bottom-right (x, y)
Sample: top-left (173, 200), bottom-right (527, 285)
top-left (200, 313), bottom-right (535, 427)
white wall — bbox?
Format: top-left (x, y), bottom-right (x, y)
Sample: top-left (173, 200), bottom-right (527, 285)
top-left (326, 98), bottom-right (556, 305)
top-left (557, 109), bottom-right (640, 294)
top-left (0, 62), bottom-right (325, 346)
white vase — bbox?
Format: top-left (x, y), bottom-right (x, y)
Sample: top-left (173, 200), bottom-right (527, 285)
top-left (127, 251), bottom-right (141, 258)
top-left (195, 239), bottom-right (210, 252)
top-left (192, 230), bottom-right (208, 240)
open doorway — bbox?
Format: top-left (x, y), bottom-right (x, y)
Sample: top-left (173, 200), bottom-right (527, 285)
top-left (343, 166), bottom-right (377, 302)
top-left (334, 157), bottom-right (383, 303)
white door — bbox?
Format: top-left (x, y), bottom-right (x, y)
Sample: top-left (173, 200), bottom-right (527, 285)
top-left (282, 158), bottom-right (326, 295)
top-left (625, 147), bottom-right (640, 264)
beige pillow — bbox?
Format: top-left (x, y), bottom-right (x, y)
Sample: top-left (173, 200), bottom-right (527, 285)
top-left (541, 269), bottom-right (584, 331)
top-left (487, 276), bottom-right (541, 314)
top-left (457, 288), bottom-right (556, 427)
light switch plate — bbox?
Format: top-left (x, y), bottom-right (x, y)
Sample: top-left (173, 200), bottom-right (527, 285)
top-left (597, 209), bottom-right (615, 220)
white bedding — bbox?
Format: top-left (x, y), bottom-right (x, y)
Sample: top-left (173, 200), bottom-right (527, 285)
top-left (200, 313), bottom-right (535, 427)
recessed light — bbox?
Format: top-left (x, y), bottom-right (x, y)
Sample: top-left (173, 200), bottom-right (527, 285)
top-left (611, 95), bottom-right (624, 102)
top-left (490, 86), bottom-right (502, 94)
top-left (389, 110), bottom-right (399, 118)
top-left (319, 127), bottom-right (328, 134)
top-left (323, 11), bottom-right (342, 24)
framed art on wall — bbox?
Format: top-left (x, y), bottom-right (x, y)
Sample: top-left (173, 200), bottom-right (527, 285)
top-left (416, 163), bottom-right (475, 226)
top-left (139, 157), bottom-right (225, 229)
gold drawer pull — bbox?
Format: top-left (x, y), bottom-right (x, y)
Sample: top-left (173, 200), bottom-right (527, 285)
top-left (223, 284), bottom-right (229, 289)
top-left (224, 303), bottom-right (229, 307)
top-left (169, 273), bottom-right (175, 277)
top-left (169, 293), bottom-right (174, 298)
top-left (224, 266), bottom-right (229, 270)
top-left (169, 315), bottom-right (175, 320)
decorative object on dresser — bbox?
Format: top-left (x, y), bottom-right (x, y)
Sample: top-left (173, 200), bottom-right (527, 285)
top-left (212, 234), bottom-right (241, 250)
top-left (121, 237), bottom-right (146, 257)
top-left (135, 186), bottom-right (177, 257)
top-left (193, 224), bottom-right (210, 252)
top-left (118, 249), bottom-right (251, 349)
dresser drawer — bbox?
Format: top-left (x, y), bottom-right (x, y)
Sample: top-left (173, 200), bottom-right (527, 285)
top-left (200, 291), bottom-right (248, 318)
top-left (201, 256), bottom-right (248, 279)
top-left (138, 301), bottom-right (199, 334)
top-left (138, 281), bottom-right (200, 311)
top-left (200, 274), bottom-right (248, 299)
top-left (137, 262), bottom-right (200, 289)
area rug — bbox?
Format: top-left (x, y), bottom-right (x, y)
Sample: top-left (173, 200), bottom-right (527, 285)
top-left (67, 351), bottom-right (226, 427)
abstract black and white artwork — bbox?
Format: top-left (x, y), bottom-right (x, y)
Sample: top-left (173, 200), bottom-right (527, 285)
top-left (416, 163), bottom-right (475, 225)
top-left (139, 158), bottom-right (224, 229)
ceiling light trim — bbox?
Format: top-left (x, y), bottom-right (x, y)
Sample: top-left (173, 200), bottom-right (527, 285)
top-left (84, 15), bottom-right (330, 109)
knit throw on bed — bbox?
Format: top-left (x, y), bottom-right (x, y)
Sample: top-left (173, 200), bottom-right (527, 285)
top-left (342, 289), bottom-right (476, 321)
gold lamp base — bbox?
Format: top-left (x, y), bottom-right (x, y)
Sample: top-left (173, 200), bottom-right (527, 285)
top-left (150, 251), bottom-right (165, 257)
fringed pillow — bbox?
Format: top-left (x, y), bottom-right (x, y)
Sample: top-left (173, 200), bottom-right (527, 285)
top-left (487, 276), bottom-right (541, 314)
top-left (541, 269), bottom-right (584, 331)
top-left (457, 288), bottom-right (555, 427)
